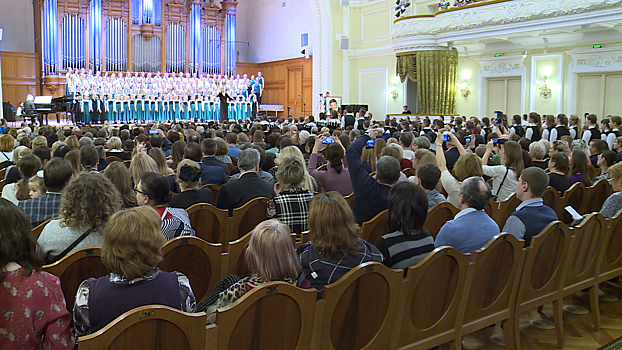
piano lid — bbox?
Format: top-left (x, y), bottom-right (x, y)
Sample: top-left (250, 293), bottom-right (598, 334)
top-left (34, 96), bottom-right (53, 104)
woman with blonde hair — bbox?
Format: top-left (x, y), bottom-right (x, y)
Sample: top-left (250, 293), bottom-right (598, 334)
top-left (105, 136), bottom-right (129, 160)
top-left (215, 137), bottom-right (232, 164)
top-left (199, 220), bottom-right (305, 322)
top-left (0, 134), bottom-right (15, 163)
top-left (149, 147), bottom-right (175, 176)
top-left (435, 132), bottom-right (484, 207)
top-left (104, 161), bottom-right (137, 208)
top-left (38, 171), bottom-right (122, 263)
top-left (1, 154), bottom-right (41, 204)
top-left (169, 159), bottom-right (213, 209)
top-left (65, 135), bottom-right (79, 151)
top-left (31, 136), bottom-right (47, 149)
top-left (129, 151), bottom-right (159, 185)
top-left (73, 206), bottom-right (196, 336)
top-left (297, 192), bottom-right (382, 297)
top-left (279, 145), bottom-right (318, 192)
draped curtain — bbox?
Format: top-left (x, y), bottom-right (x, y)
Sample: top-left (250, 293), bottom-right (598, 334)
top-left (397, 49), bottom-right (458, 115)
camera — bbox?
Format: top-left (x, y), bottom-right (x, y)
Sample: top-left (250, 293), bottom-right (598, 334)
top-left (149, 129), bottom-right (158, 135)
top-left (465, 136), bottom-right (471, 143)
top-left (492, 138), bottom-right (507, 145)
top-left (322, 137), bottom-right (335, 144)
top-left (443, 134), bottom-right (450, 142)
top-left (366, 138), bottom-right (375, 149)
top-left (494, 118), bottom-right (502, 124)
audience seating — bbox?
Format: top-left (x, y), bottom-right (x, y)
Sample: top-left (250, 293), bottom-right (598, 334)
top-left (222, 231), bottom-right (252, 280)
top-left (316, 262), bottom-right (403, 350)
top-left (43, 247), bottom-right (108, 310)
top-left (489, 194), bottom-right (521, 229)
top-left (200, 183), bottom-right (221, 202)
top-left (401, 168), bottom-right (416, 177)
top-left (205, 282), bottom-right (317, 350)
top-left (227, 197), bottom-right (269, 242)
top-left (542, 186), bottom-right (561, 218)
top-left (77, 305), bottom-right (207, 350)
top-left (583, 179), bottom-right (610, 215)
top-left (159, 236), bottom-right (223, 302)
top-left (359, 209), bottom-right (390, 245)
top-left (562, 213), bottom-right (608, 331)
top-left (588, 165), bottom-right (600, 183)
top-left (0, 179), bottom-right (5, 193)
top-left (424, 202), bottom-right (459, 238)
top-left (31, 217), bottom-right (58, 241)
top-left (598, 211), bottom-right (622, 285)
top-left (0, 167), bottom-right (6, 179)
top-left (123, 160), bottom-right (131, 168)
top-left (460, 233), bottom-right (526, 348)
top-left (186, 203), bottom-right (229, 246)
top-left (343, 193), bottom-right (354, 208)
top-left (512, 221), bottom-right (571, 349)
top-left (230, 157), bottom-right (238, 167)
top-left (226, 163), bottom-right (236, 175)
top-left (559, 182), bottom-right (587, 224)
top-left (105, 156), bottom-right (124, 163)
top-left (391, 246), bottom-right (471, 350)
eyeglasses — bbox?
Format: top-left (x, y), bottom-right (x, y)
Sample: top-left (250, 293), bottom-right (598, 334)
top-left (133, 187), bottom-right (147, 195)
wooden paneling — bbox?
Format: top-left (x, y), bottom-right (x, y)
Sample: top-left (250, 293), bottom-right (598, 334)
top-left (577, 73), bottom-right (622, 119)
top-left (236, 56), bottom-right (313, 118)
top-left (1, 51), bottom-right (40, 105)
top-left (486, 77), bottom-right (521, 116)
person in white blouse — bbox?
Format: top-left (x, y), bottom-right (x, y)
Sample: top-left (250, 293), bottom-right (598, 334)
top-left (480, 139), bottom-right (523, 202)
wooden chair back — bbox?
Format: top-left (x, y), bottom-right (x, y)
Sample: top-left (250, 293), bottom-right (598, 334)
top-left (123, 160), bottom-right (131, 169)
top-left (542, 186), bottom-right (561, 219)
top-left (158, 236), bottom-right (223, 302)
top-left (343, 193), bottom-right (354, 209)
top-left (583, 179), bottom-right (610, 214)
top-left (0, 167), bottom-right (6, 179)
top-left (105, 156), bottom-right (124, 163)
top-left (200, 183), bottom-right (221, 203)
top-left (490, 194), bottom-right (521, 228)
top-left (206, 282), bottom-right (317, 350)
top-left (318, 262), bottom-right (403, 350)
top-left (300, 230), bottom-right (312, 244)
top-left (230, 156), bottom-right (238, 166)
top-left (402, 168), bottom-right (416, 177)
top-left (462, 234), bottom-right (525, 338)
top-left (77, 305), bottom-right (206, 350)
top-left (564, 213), bottom-right (607, 293)
top-left (516, 221), bottom-right (571, 311)
top-left (186, 203), bottom-right (229, 246)
top-left (424, 202), bottom-right (459, 239)
top-left (359, 209), bottom-right (390, 245)
top-left (598, 212), bottom-right (622, 283)
top-left (227, 162), bottom-right (236, 175)
top-left (31, 217), bottom-right (58, 241)
top-left (43, 247), bottom-right (108, 310)
top-left (392, 247), bottom-right (471, 350)
top-left (560, 182), bottom-right (586, 223)
top-left (588, 164), bottom-right (600, 184)
top-left (224, 231), bottom-right (253, 279)
top-left (228, 197), bottom-right (269, 242)
top-left (0, 179), bottom-right (5, 193)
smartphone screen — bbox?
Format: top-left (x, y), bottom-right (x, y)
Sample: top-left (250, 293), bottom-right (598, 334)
top-left (366, 138), bottom-right (375, 149)
top-left (322, 137), bottom-right (335, 144)
top-left (149, 129), bottom-right (158, 135)
top-left (443, 134), bottom-right (450, 142)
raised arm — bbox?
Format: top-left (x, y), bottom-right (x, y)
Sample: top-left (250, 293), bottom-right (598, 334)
top-left (481, 140), bottom-right (495, 165)
top-left (435, 132), bottom-right (448, 173)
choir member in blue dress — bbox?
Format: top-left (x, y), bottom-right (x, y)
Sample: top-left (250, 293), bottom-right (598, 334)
top-left (256, 71), bottom-right (264, 104)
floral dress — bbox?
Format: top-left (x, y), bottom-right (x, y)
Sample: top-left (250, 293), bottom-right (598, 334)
top-left (0, 268), bottom-right (75, 350)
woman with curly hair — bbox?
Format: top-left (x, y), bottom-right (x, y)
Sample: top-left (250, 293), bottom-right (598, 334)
top-left (169, 159), bottom-right (213, 209)
top-left (38, 171), bottom-right (122, 262)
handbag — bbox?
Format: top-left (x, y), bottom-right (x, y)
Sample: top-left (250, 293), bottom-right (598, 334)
top-left (44, 227), bottom-right (95, 265)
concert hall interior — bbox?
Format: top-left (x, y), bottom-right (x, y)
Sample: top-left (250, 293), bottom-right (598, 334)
top-left (3, 0), bottom-right (622, 350)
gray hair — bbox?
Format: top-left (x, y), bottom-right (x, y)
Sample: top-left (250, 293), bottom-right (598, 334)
top-left (413, 136), bottom-right (431, 150)
top-left (238, 148), bottom-right (261, 171)
top-left (460, 176), bottom-right (490, 210)
top-left (299, 130), bottom-right (310, 144)
top-left (529, 141), bottom-right (546, 160)
top-left (79, 136), bottom-right (93, 148)
top-left (376, 155), bottom-right (401, 185)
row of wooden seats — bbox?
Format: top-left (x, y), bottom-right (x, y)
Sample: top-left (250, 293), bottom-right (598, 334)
top-left (71, 211), bottom-right (622, 350)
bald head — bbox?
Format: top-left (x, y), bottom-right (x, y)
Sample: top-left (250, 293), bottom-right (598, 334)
top-left (460, 176), bottom-right (490, 210)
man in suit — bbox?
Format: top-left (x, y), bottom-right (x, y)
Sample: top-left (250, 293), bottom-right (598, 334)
top-left (216, 148), bottom-right (275, 213)
top-left (184, 142), bottom-right (226, 187)
top-left (435, 176), bottom-right (499, 254)
top-left (24, 94), bottom-right (42, 126)
top-left (342, 106), bottom-right (355, 129)
top-left (201, 138), bottom-right (229, 175)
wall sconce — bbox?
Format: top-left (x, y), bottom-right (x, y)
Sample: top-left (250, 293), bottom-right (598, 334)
top-left (457, 71), bottom-right (471, 100)
top-left (388, 75), bottom-right (401, 101)
top-left (536, 66), bottom-right (552, 99)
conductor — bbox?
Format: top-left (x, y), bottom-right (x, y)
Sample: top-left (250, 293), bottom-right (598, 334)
top-left (217, 87), bottom-right (234, 123)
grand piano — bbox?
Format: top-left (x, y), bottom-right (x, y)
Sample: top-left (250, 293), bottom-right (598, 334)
top-left (32, 95), bottom-right (78, 125)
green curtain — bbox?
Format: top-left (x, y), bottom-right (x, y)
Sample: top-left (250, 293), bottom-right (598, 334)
top-left (396, 49), bottom-right (458, 115)
top-left (396, 54), bottom-right (417, 83)
top-left (415, 49), bottom-right (458, 115)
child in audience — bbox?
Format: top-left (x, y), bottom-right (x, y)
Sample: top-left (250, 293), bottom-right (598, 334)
top-left (416, 163), bottom-right (447, 209)
top-left (548, 152), bottom-right (571, 193)
top-left (28, 176), bottom-right (46, 198)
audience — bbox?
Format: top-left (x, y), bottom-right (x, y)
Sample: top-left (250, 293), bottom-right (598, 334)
top-left (270, 156), bottom-right (314, 236)
top-left (216, 148), bottom-right (275, 212)
top-left (169, 159), bottom-right (214, 209)
top-left (416, 163), bottom-right (447, 209)
top-left (297, 192), bottom-right (382, 297)
top-left (347, 128), bottom-right (401, 224)
top-left (73, 206), bottom-right (196, 337)
top-left (0, 199), bottom-right (74, 349)
top-left (19, 158), bottom-right (73, 227)
top-left (135, 172), bottom-right (196, 240)
top-left (200, 220), bottom-right (305, 323)
top-left (28, 175), bottom-right (46, 199)
top-left (0, 134), bottom-right (15, 163)
top-left (600, 162), bottom-right (622, 218)
top-left (589, 139), bottom-right (608, 167)
top-left (481, 140), bottom-right (523, 201)
top-left (201, 138), bottom-right (229, 175)
top-left (2, 154), bottom-right (42, 205)
top-left (547, 152), bottom-right (571, 193)
top-left (279, 145), bottom-right (319, 192)
top-left (38, 171), bottom-right (122, 262)
top-left (104, 161), bottom-right (137, 208)
top-left (529, 141), bottom-right (549, 170)
top-left (502, 167), bottom-right (558, 246)
top-left (376, 182), bottom-right (434, 269)
top-left (307, 136), bottom-right (353, 195)
top-left (435, 176), bottom-right (499, 254)
top-left (568, 149), bottom-right (591, 185)
top-left (591, 150), bottom-right (618, 185)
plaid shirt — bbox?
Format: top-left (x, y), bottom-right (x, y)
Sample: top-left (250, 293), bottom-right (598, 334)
top-left (18, 192), bottom-right (62, 227)
top-left (296, 239), bottom-right (383, 297)
top-left (270, 189), bottom-right (314, 235)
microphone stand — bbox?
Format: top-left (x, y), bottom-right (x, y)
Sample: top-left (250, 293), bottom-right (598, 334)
top-left (299, 94), bottom-right (306, 117)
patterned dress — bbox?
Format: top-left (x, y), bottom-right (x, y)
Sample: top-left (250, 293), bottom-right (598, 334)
top-left (0, 267), bottom-right (74, 350)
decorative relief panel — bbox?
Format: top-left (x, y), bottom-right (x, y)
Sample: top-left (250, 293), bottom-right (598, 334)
top-left (393, 0), bottom-right (622, 39)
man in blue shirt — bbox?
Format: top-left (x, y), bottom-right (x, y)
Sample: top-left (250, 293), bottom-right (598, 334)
top-left (502, 167), bottom-right (558, 246)
top-left (225, 132), bottom-right (242, 158)
top-left (435, 176), bottom-right (499, 254)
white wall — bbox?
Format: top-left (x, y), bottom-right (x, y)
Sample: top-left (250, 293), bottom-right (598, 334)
top-left (236, 0), bottom-right (313, 63)
top-left (0, 0), bottom-right (35, 53)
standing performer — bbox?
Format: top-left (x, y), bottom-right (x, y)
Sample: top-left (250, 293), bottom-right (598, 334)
top-left (217, 87), bottom-right (233, 123)
top-left (256, 71), bottom-right (264, 105)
